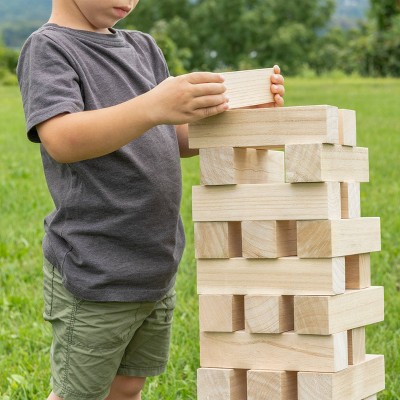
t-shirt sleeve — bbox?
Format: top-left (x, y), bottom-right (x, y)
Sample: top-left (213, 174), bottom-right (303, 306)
top-left (138, 32), bottom-right (170, 83)
top-left (17, 33), bottom-right (84, 143)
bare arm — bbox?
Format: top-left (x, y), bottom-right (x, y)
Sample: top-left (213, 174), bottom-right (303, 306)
top-left (175, 124), bottom-right (199, 158)
top-left (174, 65), bottom-right (286, 159)
top-left (37, 72), bottom-right (228, 163)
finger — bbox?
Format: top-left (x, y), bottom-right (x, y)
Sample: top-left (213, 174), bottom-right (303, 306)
top-left (198, 102), bottom-right (230, 119)
top-left (186, 71), bottom-right (225, 85)
top-left (192, 82), bottom-right (227, 97)
top-left (273, 65), bottom-right (281, 74)
top-left (274, 94), bottom-right (284, 107)
top-left (193, 94), bottom-right (229, 109)
top-left (271, 74), bottom-right (285, 85)
top-left (271, 84), bottom-right (285, 97)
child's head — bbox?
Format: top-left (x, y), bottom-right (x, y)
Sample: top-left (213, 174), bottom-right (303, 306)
top-left (51, 0), bottom-right (139, 32)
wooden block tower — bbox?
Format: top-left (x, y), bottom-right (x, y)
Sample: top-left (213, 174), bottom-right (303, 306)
top-left (189, 69), bottom-right (385, 400)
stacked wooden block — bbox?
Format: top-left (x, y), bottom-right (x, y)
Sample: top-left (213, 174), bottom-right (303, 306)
top-left (189, 69), bottom-right (385, 400)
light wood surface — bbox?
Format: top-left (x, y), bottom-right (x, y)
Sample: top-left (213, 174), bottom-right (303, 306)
top-left (348, 327), bottom-right (366, 365)
top-left (197, 368), bottom-right (247, 400)
top-left (197, 257), bottom-right (345, 296)
top-left (242, 220), bottom-right (297, 258)
top-left (297, 218), bottom-right (381, 258)
top-left (200, 330), bottom-right (348, 373)
top-left (192, 182), bottom-right (341, 221)
top-left (200, 147), bottom-right (285, 185)
top-left (345, 253), bottom-right (371, 289)
top-left (294, 286), bottom-right (384, 335)
top-left (221, 68), bottom-right (274, 109)
top-left (297, 354), bottom-right (385, 400)
top-left (285, 143), bottom-right (369, 183)
top-left (194, 221), bottom-right (242, 258)
top-left (339, 109), bottom-right (357, 146)
top-left (199, 295), bottom-right (245, 332)
top-left (247, 370), bottom-right (297, 400)
top-left (245, 295), bottom-right (294, 333)
top-left (189, 106), bottom-right (339, 149)
top-left (341, 182), bottom-right (361, 219)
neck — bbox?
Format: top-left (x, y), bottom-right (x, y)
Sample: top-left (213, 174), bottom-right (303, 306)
top-left (49, 1), bottom-right (110, 33)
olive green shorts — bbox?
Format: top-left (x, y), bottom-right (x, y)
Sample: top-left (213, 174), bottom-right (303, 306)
top-left (43, 259), bottom-right (176, 400)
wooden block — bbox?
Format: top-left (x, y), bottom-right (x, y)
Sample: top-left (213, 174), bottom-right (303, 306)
top-left (348, 327), bottom-right (366, 365)
top-left (235, 148), bottom-right (285, 184)
top-left (247, 370), bottom-right (297, 400)
top-left (200, 147), bottom-right (285, 185)
top-left (297, 218), bottom-right (381, 258)
top-left (363, 395), bottom-right (378, 400)
top-left (242, 220), bottom-right (297, 258)
top-left (197, 257), bottom-right (345, 296)
top-left (245, 295), bottom-right (294, 333)
top-left (192, 182), bottom-right (341, 222)
top-left (221, 68), bottom-right (274, 109)
top-left (346, 254), bottom-right (371, 289)
top-left (285, 144), bottom-right (369, 183)
top-left (294, 286), bottom-right (384, 335)
top-left (341, 182), bottom-right (361, 219)
top-left (189, 106), bottom-right (339, 149)
top-left (200, 147), bottom-right (235, 185)
top-left (197, 368), bottom-right (247, 400)
top-left (200, 330), bottom-right (348, 373)
top-left (339, 109), bottom-right (357, 146)
top-left (298, 354), bottom-right (385, 400)
top-left (199, 295), bottom-right (245, 332)
top-left (194, 221), bottom-right (241, 258)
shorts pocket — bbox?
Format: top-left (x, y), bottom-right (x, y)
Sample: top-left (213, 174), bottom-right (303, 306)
top-left (71, 300), bottom-right (146, 350)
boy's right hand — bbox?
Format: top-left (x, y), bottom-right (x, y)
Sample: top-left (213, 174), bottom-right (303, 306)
top-left (146, 72), bottom-right (229, 125)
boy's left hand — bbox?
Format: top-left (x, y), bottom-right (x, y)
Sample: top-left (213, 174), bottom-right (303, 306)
top-left (247, 65), bottom-right (285, 108)
top-left (270, 64), bottom-right (285, 107)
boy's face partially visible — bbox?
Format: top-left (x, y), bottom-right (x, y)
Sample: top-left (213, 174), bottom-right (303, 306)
top-left (64, 0), bottom-right (139, 32)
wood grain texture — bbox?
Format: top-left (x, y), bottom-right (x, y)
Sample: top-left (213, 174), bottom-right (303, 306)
top-left (197, 257), bottom-right (345, 296)
top-left (285, 143), bottom-right (369, 183)
top-left (200, 330), bottom-right (348, 373)
top-left (298, 354), bottom-right (385, 400)
top-left (346, 253), bottom-right (371, 289)
top-left (348, 327), bottom-right (366, 365)
top-left (197, 368), bottom-right (247, 400)
top-left (294, 286), bottom-right (384, 335)
top-left (247, 370), bottom-right (297, 400)
top-left (297, 218), bottom-right (381, 258)
top-left (341, 182), bottom-right (361, 219)
top-left (199, 295), bottom-right (245, 332)
top-left (199, 147), bottom-right (285, 185)
top-left (194, 221), bottom-right (242, 258)
top-left (339, 109), bottom-right (357, 146)
top-left (245, 295), bottom-right (294, 333)
top-left (188, 106), bottom-right (339, 149)
top-left (242, 220), bottom-right (297, 258)
top-left (192, 182), bottom-right (341, 222)
top-left (221, 68), bottom-right (274, 109)
top-left (200, 147), bottom-right (235, 185)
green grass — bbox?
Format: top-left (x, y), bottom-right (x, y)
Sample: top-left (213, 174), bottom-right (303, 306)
top-left (0, 78), bottom-right (399, 399)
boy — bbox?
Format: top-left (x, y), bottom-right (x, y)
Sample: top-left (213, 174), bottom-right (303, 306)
top-left (17, 1), bottom-right (285, 399)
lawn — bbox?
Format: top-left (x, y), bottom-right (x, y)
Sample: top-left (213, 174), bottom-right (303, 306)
top-left (0, 77), bottom-right (399, 399)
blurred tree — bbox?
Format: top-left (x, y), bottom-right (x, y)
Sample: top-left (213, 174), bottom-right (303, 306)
top-left (369, 0), bottom-right (400, 76)
top-left (370, 0), bottom-right (400, 30)
top-left (120, 0), bottom-right (335, 75)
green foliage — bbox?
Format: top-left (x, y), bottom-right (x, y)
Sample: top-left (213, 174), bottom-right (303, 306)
top-left (120, 0), bottom-right (336, 75)
top-left (0, 42), bottom-right (18, 85)
top-left (371, 0), bottom-right (400, 30)
top-left (1, 78), bottom-right (400, 398)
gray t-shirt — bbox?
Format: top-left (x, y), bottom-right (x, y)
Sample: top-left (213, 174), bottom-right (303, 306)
top-left (17, 23), bottom-right (185, 302)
